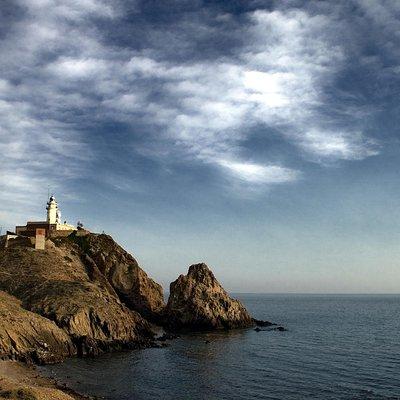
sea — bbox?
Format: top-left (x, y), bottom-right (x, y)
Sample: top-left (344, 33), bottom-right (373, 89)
top-left (40, 294), bottom-right (400, 399)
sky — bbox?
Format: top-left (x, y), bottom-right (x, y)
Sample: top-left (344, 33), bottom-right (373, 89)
top-left (1, 0), bottom-right (400, 294)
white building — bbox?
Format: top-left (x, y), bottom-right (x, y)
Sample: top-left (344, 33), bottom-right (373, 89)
top-left (15, 195), bottom-right (76, 237)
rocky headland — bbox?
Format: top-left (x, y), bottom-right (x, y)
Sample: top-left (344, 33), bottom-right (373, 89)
top-left (0, 232), bottom-right (269, 368)
top-left (0, 234), bottom-right (155, 361)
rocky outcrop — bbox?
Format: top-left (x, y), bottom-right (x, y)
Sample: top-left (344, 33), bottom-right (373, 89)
top-left (166, 263), bottom-right (254, 331)
top-left (0, 232), bottom-right (264, 364)
top-left (70, 233), bottom-right (165, 322)
top-left (0, 291), bottom-right (75, 363)
top-left (0, 240), bottom-right (154, 359)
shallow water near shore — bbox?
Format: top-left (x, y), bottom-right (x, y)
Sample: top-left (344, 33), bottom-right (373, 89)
top-left (40, 294), bottom-right (400, 399)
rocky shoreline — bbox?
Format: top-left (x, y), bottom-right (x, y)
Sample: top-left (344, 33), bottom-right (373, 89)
top-left (0, 232), bottom-right (264, 364)
top-left (0, 232), bottom-right (280, 398)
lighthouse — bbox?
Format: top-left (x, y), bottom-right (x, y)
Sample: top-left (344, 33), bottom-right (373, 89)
top-left (46, 195), bottom-right (60, 224)
top-left (15, 195), bottom-right (76, 237)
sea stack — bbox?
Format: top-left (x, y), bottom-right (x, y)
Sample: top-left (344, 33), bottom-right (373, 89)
top-left (166, 263), bottom-right (254, 331)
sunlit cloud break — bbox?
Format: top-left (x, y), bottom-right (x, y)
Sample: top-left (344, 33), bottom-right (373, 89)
top-left (217, 160), bottom-right (299, 184)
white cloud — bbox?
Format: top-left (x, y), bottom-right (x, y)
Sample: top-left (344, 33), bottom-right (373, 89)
top-left (217, 159), bottom-right (299, 184)
top-left (242, 71), bottom-right (292, 107)
top-left (0, 0), bottom-right (381, 209)
top-left (299, 130), bottom-right (379, 160)
top-left (21, 0), bottom-right (120, 19)
top-left (48, 57), bottom-right (108, 79)
top-left (105, 9), bottom-right (377, 180)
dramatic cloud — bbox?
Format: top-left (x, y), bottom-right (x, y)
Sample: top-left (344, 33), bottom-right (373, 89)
top-left (0, 0), bottom-right (390, 214)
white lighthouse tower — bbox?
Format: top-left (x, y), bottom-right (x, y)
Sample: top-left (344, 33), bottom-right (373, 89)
top-left (46, 195), bottom-right (60, 224)
top-left (15, 194), bottom-right (78, 238)
top-left (45, 195), bottom-right (75, 231)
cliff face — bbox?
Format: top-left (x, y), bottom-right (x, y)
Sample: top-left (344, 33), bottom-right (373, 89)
top-left (0, 233), bottom-right (259, 363)
top-left (0, 291), bottom-right (75, 363)
top-left (71, 233), bottom-right (165, 322)
top-left (166, 263), bottom-right (254, 331)
top-left (0, 237), bottom-right (154, 359)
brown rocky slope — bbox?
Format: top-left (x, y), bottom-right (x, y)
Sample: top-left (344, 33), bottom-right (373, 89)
top-left (166, 263), bottom-right (254, 331)
top-left (0, 235), bottom-right (155, 359)
top-left (0, 291), bottom-right (75, 364)
top-left (70, 233), bottom-right (165, 322)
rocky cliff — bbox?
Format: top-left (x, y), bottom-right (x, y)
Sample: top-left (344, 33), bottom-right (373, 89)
top-left (0, 291), bottom-right (75, 363)
top-left (0, 236), bottom-right (154, 359)
top-left (70, 233), bottom-right (165, 322)
top-left (166, 263), bottom-right (254, 331)
top-left (0, 234), bottom-right (261, 364)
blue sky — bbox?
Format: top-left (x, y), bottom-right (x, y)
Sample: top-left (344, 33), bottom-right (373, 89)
top-left (1, 0), bottom-right (400, 293)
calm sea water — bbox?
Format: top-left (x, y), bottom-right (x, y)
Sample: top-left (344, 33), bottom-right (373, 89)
top-left (40, 295), bottom-right (400, 399)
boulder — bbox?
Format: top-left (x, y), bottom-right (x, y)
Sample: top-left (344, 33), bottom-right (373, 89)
top-left (165, 263), bottom-right (254, 331)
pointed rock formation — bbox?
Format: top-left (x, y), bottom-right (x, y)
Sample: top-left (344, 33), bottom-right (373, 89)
top-left (166, 263), bottom-right (254, 331)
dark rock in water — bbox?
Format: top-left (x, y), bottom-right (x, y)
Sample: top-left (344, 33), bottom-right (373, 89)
top-left (252, 318), bottom-right (276, 327)
top-left (274, 326), bottom-right (287, 332)
top-left (254, 325), bottom-right (287, 333)
top-left (156, 333), bottom-right (179, 342)
top-left (165, 263), bottom-right (254, 331)
top-left (152, 342), bottom-right (169, 348)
